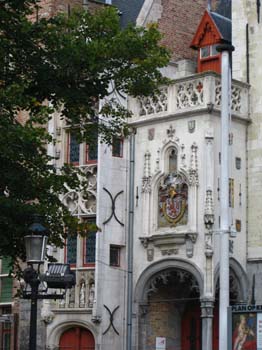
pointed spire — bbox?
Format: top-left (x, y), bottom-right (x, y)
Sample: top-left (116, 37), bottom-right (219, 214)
top-left (207, 0), bottom-right (212, 11)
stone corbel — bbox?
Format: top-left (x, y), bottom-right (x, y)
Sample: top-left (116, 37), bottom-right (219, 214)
top-left (139, 237), bottom-right (150, 248)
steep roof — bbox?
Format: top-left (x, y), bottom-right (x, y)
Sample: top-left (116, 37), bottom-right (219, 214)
top-left (210, 11), bottom-right (231, 43)
top-left (112, 0), bottom-right (145, 27)
top-left (190, 10), bottom-right (231, 49)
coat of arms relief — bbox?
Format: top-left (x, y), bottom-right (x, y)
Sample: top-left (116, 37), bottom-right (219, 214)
top-left (158, 173), bottom-right (188, 227)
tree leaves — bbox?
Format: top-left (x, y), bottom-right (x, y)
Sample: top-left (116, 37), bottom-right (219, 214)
top-left (0, 1), bottom-right (170, 263)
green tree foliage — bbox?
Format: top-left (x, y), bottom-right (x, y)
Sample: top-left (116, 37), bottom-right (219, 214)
top-left (0, 0), bottom-right (170, 263)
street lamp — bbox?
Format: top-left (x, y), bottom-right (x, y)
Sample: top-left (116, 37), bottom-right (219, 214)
top-left (22, 216), bottom-right (75, 350)
top-left (23, 216), bottom-right (48, 350)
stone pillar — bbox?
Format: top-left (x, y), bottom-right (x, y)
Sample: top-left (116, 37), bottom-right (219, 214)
top-left (201, 298), bottom-right (214, 350)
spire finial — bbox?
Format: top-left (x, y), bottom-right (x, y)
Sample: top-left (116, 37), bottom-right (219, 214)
top-left (207, 0), bottom-right (211, 11)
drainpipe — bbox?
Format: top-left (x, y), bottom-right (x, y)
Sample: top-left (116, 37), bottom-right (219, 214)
top-left (217, 43), bottom-right (234, 350)
top-left (126, 129), bottom-right (135, 350)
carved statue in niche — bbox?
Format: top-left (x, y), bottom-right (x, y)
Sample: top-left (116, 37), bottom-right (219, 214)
top-left (69, 286), bottom-right (75, 307)
top-left (88, 283), bottom-right (95, 307)
top-left (158, 173), bottom-right (188, 227)
top-left (79, 279), bottom-right (86, 308)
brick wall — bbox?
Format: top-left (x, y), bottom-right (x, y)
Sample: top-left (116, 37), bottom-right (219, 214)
top-left (28, 0), bottom-right (105, 21)
top-left (157, 0), bottom-right (220, 62)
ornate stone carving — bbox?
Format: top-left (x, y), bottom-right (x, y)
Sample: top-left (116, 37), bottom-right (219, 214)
top-left (41, 302), bottom-right (55, 324)
top-left (189, 143), bottom-right (199, 186)
top-left (204, 189), bottom-right (215, 230)
top-left (62, 164), bottom-right (97, 216)
top-left (147, 248), bottom-right (154, 262)
top-left (180, 144), bottom-right (186, 168)
top-left (205, 233), bottom-right (213, 257)
top-left (188, 120), bottom-right (196, 133)
top-left (144, 151), bottom-right (151, 178)
top-left (88, 283), bottom-right (95, 308)
top-left (161, 248), bottom-right (179, 256)
top-left (139, 303), bottom-right (149, 317)
top-left (155, 148), bottom-right (160, 172)
top-left (138, 87), bottom-right (168, 116)
top-left (142, 178), bottom-right (151, 194)
top-left (167, 125), bottom-right (176, 139)
top-left (142, 151), bottom-right (152, 193)
top-left (200, 298), bottom-right (214, 318)
top-left (215, 80), bottom-right (242, 113)
top-left (139, 232), bottom-right (198, 248)
top-left (145, 270), bottom-right (199, 298)
top-left (176, 79), bottom-right (204, 109)
top-left (79, 279), bottom-right (86, 308)
top-left (159, 173), bottom-right (188, 227)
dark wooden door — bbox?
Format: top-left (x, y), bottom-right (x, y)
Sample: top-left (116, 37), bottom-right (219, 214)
top-left (59, 327), bottom-right (95, 350)
top-left (181, 304), bottom-right (201, 350)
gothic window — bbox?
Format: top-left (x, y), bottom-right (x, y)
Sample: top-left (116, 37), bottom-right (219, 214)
top-left (158, 173), bottom-right (188, 228)
top-left (110, 245), bottom-right (121, 267)
top-left (68, 132), bottom-right (80, 165)
top-left (65, 235), bottom-right (77, 266)
top-left (67, 131), bottom-right (98, 165)
top-left (168, 148), bottom-right (177, 173)
top-left (86, 135), bottom-right (98, 164)
top-left (83, 219), bottom-right (96, 266)
top-left (0, 306), bottom-right (11, 350)
top-left (0, 258), bottom-right (12, 304)
top-left (112, 137), bottom-right (123, 158)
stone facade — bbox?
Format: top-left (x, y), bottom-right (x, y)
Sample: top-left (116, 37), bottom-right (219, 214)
top-left (232, 0), bottom-right (262, 302)
top-left (13, 0), bottom-right (259, 349)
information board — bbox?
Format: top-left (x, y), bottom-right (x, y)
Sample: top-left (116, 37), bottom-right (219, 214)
top-left (231, 304), bottom-right (262, 350)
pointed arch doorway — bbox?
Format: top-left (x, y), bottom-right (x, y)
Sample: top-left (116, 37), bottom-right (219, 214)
top-left (138, 268), bottom-right (202, 350)
top-left (59, 327), bottom-right (95, 350)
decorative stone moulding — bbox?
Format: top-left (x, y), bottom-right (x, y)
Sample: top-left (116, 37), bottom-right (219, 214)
top-left (62, 164), bottom-right (97, 216)
top-left (139, 232), bottom-right (198, 248)
top-left (128, 72), bottom-right (249, 122)
top-left (138, 87), bottom-right (168, 116)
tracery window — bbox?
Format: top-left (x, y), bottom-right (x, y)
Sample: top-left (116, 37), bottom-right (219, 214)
top-left (68, 132), bottom-right (80, 165)
top-left (65, 235), bottom-right (77, 267)
top-left (67, 131), bottom-right (98, 165)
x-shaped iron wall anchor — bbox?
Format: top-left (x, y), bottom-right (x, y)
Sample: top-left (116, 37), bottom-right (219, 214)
top-left (103, 305), bottom-right (120, 335)
top-left (103, 188), bottom-right (124, 226)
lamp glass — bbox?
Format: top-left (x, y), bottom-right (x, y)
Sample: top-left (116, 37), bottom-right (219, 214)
top-left (24, 235), bottom-right (48, 264)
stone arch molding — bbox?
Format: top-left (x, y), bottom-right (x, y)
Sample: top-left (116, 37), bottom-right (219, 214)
top-left (134, 258), bottom-right (204, 305)
top-left (214, 257), bottom-right (248, 302)
top-left (46, 319), bottom-right (97, 349)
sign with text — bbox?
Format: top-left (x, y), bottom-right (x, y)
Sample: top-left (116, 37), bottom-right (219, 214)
top-left (257, 313), bottom-right (262, 349)
top-left (156, 337), bottom-right (166, 350)
top-left (231, 304), bottom-right (262, 350)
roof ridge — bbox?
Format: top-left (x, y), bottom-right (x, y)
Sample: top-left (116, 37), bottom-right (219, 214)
top-left (210, 11), bottom-right (231, 23)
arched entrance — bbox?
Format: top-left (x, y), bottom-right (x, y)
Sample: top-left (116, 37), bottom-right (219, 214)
top-left (213, 262), bottom-right (248, 350)
top-left (137, 267), bottom-right (202, 350)
top-left (59, 327), bottom-right (95, 350)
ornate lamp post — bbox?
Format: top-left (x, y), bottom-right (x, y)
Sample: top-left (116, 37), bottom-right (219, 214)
top-left (23, 217), bottom-right (48, 350)
top-left (23, 216), bottom-right (75, 350)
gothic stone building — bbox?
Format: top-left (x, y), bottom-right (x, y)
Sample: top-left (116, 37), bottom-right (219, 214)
top-left (11, 0), bottom-right (257, 350)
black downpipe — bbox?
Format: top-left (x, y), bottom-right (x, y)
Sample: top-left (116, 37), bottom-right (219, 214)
top-left (246, 23), bottom-right (250, 84)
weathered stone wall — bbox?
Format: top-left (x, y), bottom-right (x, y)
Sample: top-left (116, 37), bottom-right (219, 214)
top-left (233, 0), bottom-right (262, 260)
